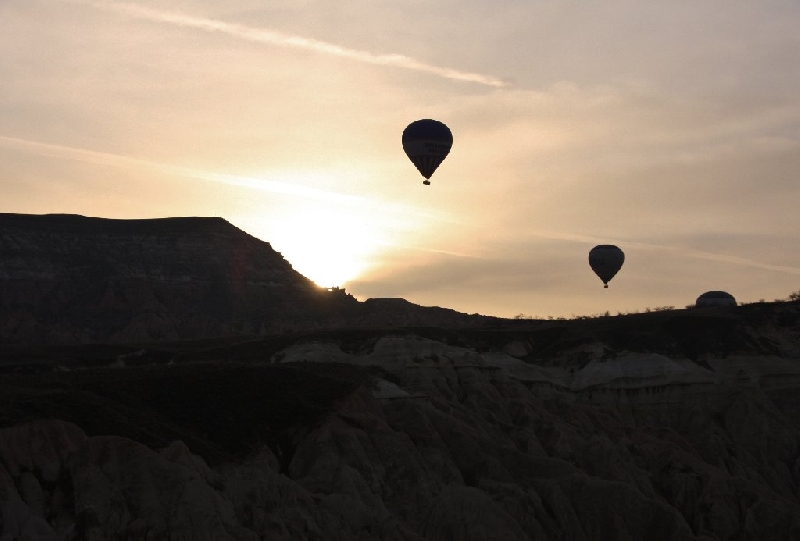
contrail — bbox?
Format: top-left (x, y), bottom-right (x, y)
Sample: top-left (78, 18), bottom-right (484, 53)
top-left (68, 0), bottom-right (507, 88)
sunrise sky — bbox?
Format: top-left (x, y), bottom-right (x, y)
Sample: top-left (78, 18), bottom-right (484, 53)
top-left (2, 1), bottom-right (800, 318)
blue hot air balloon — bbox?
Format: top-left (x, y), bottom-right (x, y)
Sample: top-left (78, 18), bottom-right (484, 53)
top-left (402, 119), bottom-right (453, 185)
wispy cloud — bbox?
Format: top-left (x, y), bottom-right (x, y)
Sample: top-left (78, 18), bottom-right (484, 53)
top-left (6, 132), bottom-right (794, 276)
top-left (529, 229), bottom-right (800, 277)
top-left (0, 134), bottom-right (451, 220)
top-left (643, 243), bottom-right (800, 277)
top-left (67, 0), bottom-right (507, 88)
top-left (0, 134), bottom-right (367, 202)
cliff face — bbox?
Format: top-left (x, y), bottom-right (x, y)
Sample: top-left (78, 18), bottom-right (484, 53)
top-left (0, 213), bottom-right (327, 343)
top-left (1, 304), bottom-right (800, 540)
top-left (0, 214), bottom-right (492, 343)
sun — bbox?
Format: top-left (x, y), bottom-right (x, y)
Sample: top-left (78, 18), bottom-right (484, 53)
top-left (286, 234), bottom-right (368, 288)
top-left (242, 205), bottom-right (383, 288)
top-left (280, 211), bottom-right (379, 287)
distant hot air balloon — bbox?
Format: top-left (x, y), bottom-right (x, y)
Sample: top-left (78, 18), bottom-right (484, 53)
top-left (695, 291), bottom-right (737, 307)
top-left (589, 245), bottom-right (625, 288)
top-left (402, 119), bottom-right (453, 185)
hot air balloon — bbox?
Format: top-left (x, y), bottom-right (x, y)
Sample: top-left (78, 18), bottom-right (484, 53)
top-left (402, 119), bottom-right (453, 185)
top-left (695, 291), bottom-right (737, 307)
top-left (589, 245), bottom-right (624, 288)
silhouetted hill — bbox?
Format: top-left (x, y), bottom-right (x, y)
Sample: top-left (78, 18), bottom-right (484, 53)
top-left (0, 213), bottom-right (496, 343)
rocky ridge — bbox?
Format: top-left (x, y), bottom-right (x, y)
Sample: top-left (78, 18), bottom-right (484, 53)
top-left (0, 213), bottom-right (495, 344)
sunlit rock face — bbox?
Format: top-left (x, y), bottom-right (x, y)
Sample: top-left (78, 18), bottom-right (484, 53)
top-left (2, 303), bottom-right (800, 539)
top-left (0, 214), bottom-right (494, 344)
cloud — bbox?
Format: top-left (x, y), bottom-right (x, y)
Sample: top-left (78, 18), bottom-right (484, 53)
top-left (519, 230), bottom-right (800, 277)
top-left (0, 134), bottom-right (453, 223)
top-left (0, 134), bottom-right (365, 201)
top-left (66, 0), bottom-right (507, 87)
top-left (349, 227), bottom-right (800, 318)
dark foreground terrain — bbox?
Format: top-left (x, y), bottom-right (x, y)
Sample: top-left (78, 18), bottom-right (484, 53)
top-left (2, 302), bottom-right (800, 540)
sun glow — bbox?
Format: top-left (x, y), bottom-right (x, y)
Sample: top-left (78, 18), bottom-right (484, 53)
top-left (242, 205), bottom-right (385, 288)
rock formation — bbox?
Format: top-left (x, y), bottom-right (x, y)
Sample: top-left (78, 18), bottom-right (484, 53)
top-left (1, 302), bottom-right (800, 539)
top-left (0, 213), bottom-right (495, 344)
top-left (2, 212), bottom-right (800, 539)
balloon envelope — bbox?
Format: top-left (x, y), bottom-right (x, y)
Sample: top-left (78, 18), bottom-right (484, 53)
top-left (402, 119), bottom-right (453, 183)
top-left (696, 291), bottom-right (736, 307)
top-left (589, 245), bottom-right (625, 288)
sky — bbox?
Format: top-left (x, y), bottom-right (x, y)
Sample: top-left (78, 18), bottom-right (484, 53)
top-left (2, 0), bottom-right (800, 319)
